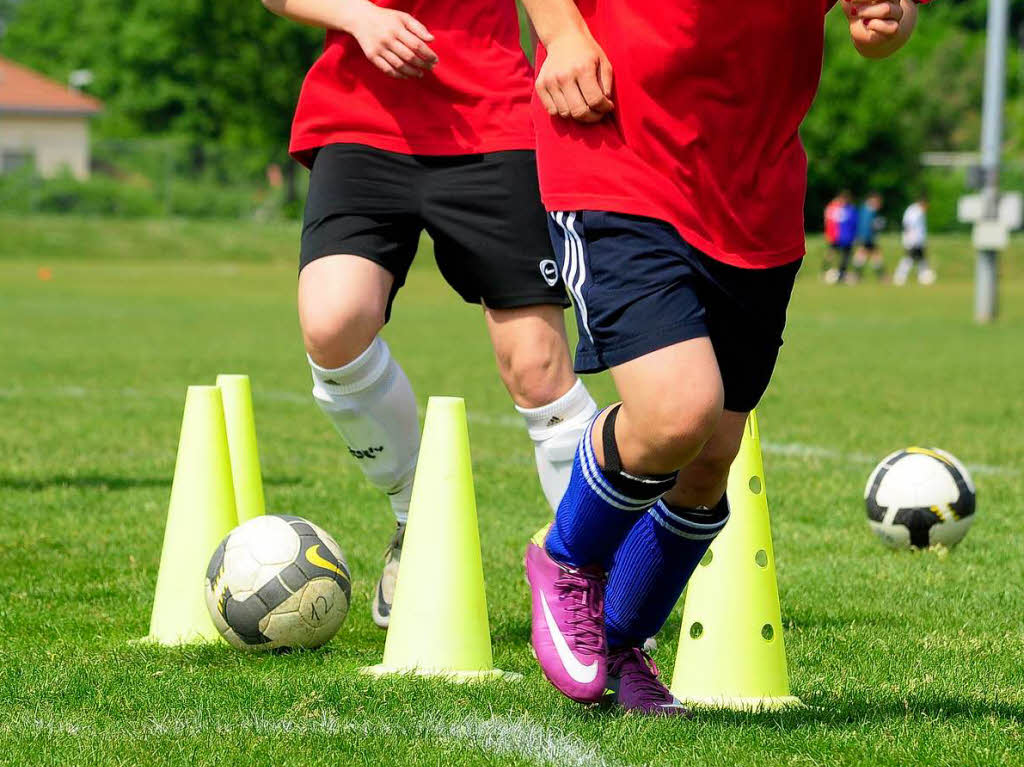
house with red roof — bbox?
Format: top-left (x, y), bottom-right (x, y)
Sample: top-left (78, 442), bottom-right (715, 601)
top-left (0, 56), bottom-right (102, 179)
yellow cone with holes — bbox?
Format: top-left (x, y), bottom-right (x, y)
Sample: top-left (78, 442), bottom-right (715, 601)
top-left (142, 386), bottom-right (239, 644)
top-left (669, 410), bottom-right (802, 710)
top-left (215, 374), bottom-right (266, 523)
top-left (362, 397), bottom-right (517, 681)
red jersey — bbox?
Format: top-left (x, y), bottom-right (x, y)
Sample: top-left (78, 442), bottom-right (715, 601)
top-left (534, 1), bottom-right (839, 269)
top-left (290, 0), bottom-right (535, 166)
top-left (824, 200), bottom-right (841, 245)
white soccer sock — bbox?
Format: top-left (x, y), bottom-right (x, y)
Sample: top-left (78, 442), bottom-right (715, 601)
top-left (516, 378), bottom-right (599, 511)
top-left (894, 257), bottom-right (913, 285)
top-left (309, 337), bottom-right (419, 524)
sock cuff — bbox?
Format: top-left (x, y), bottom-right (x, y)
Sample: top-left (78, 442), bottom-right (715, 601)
top-left (515, 379), bottom-right (597, 440)
top-left (578, 428), bottom-right (673, 511)
top-left (648, 498), bottom-right (730, 540)
top-left (308, 337), bottom-right (391, 395)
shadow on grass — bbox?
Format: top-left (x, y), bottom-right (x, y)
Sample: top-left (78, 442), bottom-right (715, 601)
top-left (0, 474), bottom-right (303, 491)
top-left (675, 694), bottom-right (1024, 728)
top-left (493, 619), bottom-right (1024, 726)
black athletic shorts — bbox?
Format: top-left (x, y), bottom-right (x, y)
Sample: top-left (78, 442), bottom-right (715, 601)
top-left (548, 211), bottom-right (801, 413)
top-left (300, 144), bottom-right (569, 319)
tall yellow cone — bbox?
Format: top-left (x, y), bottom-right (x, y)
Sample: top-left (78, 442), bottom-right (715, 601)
top-left (363, 397), bottom-right (516, 681)
top-left (669, 410), bottom-right (802, 710)
top-left (142, 386), bottom-right (239, 645)
top-left (215, 374), bottom-right (266, 522)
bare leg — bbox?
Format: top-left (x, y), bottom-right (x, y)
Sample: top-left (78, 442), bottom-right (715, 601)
top-left (485, 303), bottom-right (596, 510)
top-left (483, 304), bottom-right (577, 408)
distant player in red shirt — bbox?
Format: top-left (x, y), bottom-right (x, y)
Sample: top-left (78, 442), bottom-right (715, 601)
top-left (825, 190), bottom-right (859, 283)
top-left (823, 192), bottom-right (844, 278)
top-left (520, 0), bottom-right (928, 713)
top-left (263, 0), bottom-right (597, 629)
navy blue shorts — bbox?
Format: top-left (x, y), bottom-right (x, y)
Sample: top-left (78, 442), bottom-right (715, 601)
top-left (548, 211), bottom-right (801, 413)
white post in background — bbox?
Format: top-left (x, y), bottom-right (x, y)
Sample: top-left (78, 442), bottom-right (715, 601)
top-left (974, 0), bottom-right (1010, 323)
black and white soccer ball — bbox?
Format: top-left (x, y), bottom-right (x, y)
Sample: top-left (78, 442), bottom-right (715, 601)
top-left (864, 447), bottom-right (976, 549)
top-left (205, 515), bottom-right (351, 651)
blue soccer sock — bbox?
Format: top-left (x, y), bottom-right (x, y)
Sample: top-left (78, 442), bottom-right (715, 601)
top-left (545, 405), bottom-right (677, 569)
top-left (605, 496), bottom-right (730, 649)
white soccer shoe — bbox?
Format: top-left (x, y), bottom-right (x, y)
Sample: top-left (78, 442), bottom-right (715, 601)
top-left (371, 522), bottom-right (405, 629)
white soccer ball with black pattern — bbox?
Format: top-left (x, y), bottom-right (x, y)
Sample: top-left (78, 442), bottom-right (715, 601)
top-left (864, 447), bottom-right (976, 549)
top-left (205, 515), bottom-right (351, 651)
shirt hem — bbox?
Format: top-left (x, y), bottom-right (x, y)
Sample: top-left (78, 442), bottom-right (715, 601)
top-left (291, 132), bottom-right (537, 167)
top-left (542, 193), bottom-right (806, 270)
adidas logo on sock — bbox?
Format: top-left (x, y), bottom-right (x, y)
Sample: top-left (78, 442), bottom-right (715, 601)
top-left (349, 445), bottom-right (385, 460)
top-left (545, 416), bottom-right (563, 428)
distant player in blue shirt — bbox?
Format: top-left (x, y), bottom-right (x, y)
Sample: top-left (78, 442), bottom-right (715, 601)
top-left (853, 193), bottom-right (885, 281)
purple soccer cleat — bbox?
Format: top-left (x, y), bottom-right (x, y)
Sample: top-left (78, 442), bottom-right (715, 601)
top-left (605, 646), bottom-right (692, 716)
top-left (525, 541), bottom-right (607, 703)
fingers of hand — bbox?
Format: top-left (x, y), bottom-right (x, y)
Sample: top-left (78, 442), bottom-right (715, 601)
top-left (387, 39), bottom-right (429, 74)
top-left (562, 82), bottom-right (596, 122)
top-left (853, 1), bottom-right (903, 22)
top-left (400, 14), bottom-right (435, 42)
top-left (397, 28), bottom-right (438, 65)
top-left (576, 72), bottom-right (614, 119)
top-left (547, 83), bottom-right (572, 119)
top-left (536, 83), bottom-right (559, 117)
top-left (598, 56), bottom-right (614, 98)
top-left (380, 49), bottom-right (420, 78)
top-left (863, 17), bottom-right (901, 35)
top-left (372, 55), bottom-right (405, 79)
top-left (537, 48), bottom-right (615, 123)
top-left (553, 60), bottom-right (613, 122)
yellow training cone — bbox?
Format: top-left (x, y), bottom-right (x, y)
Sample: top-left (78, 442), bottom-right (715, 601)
top-left (141, 386), bottom-right (238, 645)
top-left (215, 374), bottom-right (266, 522)
top-left (363, 396), bottom-right (517, 681)
top-left (530, 523), bottom-right (551, 548)
top-left (670, 410), bottom-right (802, 710)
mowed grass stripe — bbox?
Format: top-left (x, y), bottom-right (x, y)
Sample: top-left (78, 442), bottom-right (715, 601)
top-left (1, 714), bottom-right (621, 767)
top-left (0, 383), bottom-right (1018, 477)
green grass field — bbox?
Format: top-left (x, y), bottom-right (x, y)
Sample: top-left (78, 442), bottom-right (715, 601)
top-left (2, 216), bottom-right (1023, 766)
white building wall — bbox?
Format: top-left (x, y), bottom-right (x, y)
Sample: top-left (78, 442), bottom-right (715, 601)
top-left (0, 114), bottom-right (91, 179)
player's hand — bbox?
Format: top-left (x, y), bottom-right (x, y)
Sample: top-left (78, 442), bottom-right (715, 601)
top-left (536, 30), bottom-right (613, 124)
top-left (842, 0), bottom-right (918, 59)
top-left (348, 1), bottom-right (438, 79)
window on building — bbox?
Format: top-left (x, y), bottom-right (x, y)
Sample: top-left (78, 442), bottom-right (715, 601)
top-left (1, 150), bottom-right (35, 173)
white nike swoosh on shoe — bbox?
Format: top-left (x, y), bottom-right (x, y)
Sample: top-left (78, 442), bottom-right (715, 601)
top-left (539, 591), bottom-right (598, 684)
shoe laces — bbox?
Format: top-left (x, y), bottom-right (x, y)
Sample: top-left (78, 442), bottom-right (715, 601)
top-left (609, 647), bottom-right (672, 703)
top-left (383, 523), bottom-right (405, 562)
top-left (553, 566), bottom-right (606, 656)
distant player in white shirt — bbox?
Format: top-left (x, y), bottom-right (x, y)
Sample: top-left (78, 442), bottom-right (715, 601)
top-left (895, 194), bottom-right (936, 285)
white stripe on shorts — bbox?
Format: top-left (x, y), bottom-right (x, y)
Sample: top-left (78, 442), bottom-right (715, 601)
top-left (551, 211), bottom-right (594, 343)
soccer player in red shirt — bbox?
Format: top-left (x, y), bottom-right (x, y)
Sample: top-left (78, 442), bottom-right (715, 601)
top-left (262, 0), bottom-right (597, 629)
top-left (519, 0), bottom-right (928, 713)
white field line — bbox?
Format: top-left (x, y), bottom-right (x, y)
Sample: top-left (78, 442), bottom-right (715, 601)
top-left (0, 385), bottom-right (1016, 477)
top-left (0, 713), bottom-right (622, 767)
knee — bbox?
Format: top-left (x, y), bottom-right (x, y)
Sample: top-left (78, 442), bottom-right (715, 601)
top-left (302, 301), bottom-right (385, 368)
top-left (626, 386), bottom-right (724, 471)
top-left (497, 343), bottom-right (568, 408)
